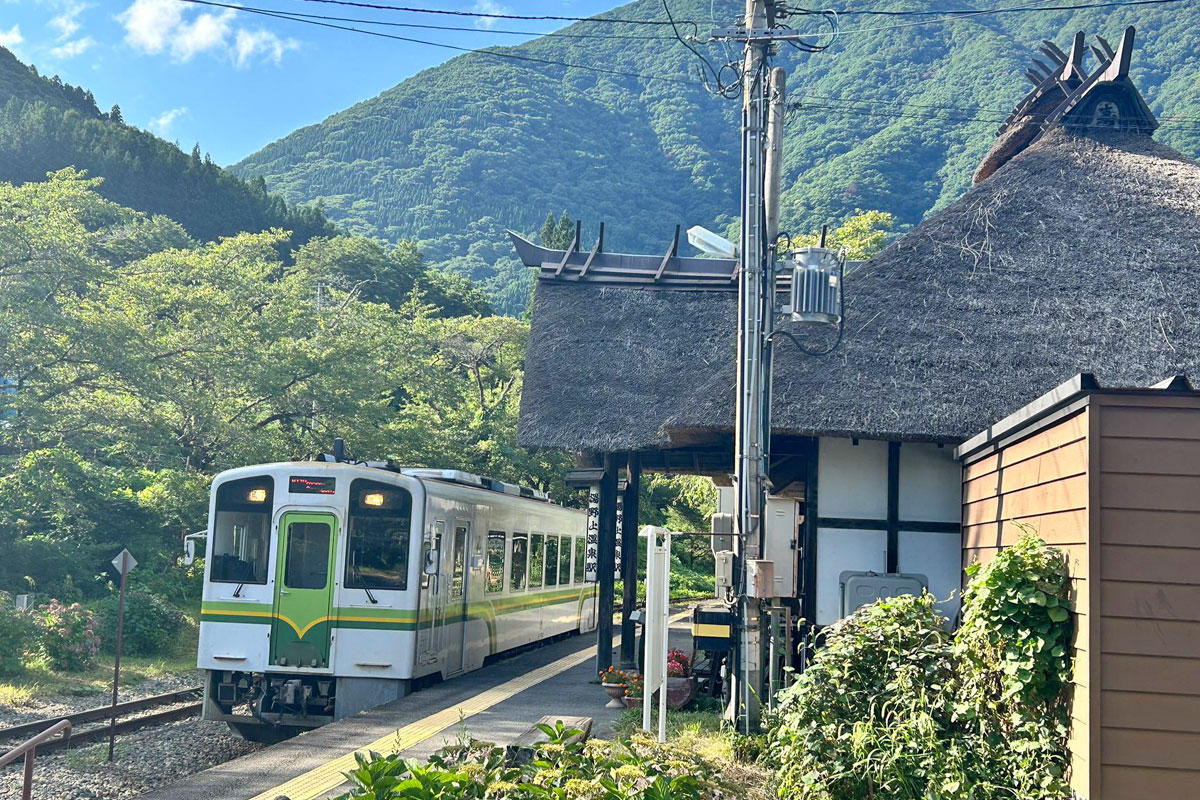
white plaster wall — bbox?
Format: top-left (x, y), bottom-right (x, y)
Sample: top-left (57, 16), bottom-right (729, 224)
top-left (817, 437), bottom-right (888, 519)
top-left (896, 530), bottom-right (962, 622)
top-left (898, 444), bottom-right (962, 523)
top-left (815, 528), bottom-right (886, 625)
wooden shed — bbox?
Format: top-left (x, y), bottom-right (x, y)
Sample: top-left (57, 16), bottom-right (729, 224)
top-left (956, 374), bottom-right (1200, 799)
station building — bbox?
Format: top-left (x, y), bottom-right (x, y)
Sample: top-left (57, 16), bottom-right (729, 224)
top-left (516, 26), bottom-right (1200, 798)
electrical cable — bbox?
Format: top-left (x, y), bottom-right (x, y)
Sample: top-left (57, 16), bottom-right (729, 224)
top-left (790, 100), bottom-right (1200, 130)
top-left (176, 0), bottom-right (706, 86)
top-left (284, 0), bottom-right (699, 25)
top-left (662, 0), bottom-right (743, 97)
top-left (785, 0), bottom-right (1186, 38)
top-left (180, 1), bottom-right (675, 40)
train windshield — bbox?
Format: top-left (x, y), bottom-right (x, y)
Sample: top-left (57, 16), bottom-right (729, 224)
top-left (346, 479), bottom-right (413, 591)
top-left (211, 476), bottom-right (274, 584)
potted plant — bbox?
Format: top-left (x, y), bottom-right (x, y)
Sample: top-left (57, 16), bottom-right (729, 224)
top-left (665, 649), bottom-right (696, 709)
top-left (622, 673), bottom-right (644, 709)
top-left (599, 666), bottom-right (628, 709)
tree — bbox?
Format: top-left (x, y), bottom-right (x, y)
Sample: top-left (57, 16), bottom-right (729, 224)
top-left (539, 210), bottom-right (576, 250)
top-left (109, 104), bottom-right (123, 124)
top-left (793, 209), bottom-right (896, 260)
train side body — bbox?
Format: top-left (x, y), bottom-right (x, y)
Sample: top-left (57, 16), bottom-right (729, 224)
top-left (196, 461), bottom-right (592, 737)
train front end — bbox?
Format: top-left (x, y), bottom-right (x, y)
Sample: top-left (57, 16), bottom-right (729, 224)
top-left (196, 462), bottom-right (421, 740)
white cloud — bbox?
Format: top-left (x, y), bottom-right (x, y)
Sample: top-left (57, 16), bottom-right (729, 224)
top-left (148, 106), bottom-right (187, 135)
top-left (49, 3), bottom-right (89, 40)
top-left (233, 28), bottom-right (296, 68)
top-left (118, 0), bottom-right (299, 67)
top-left (50, 36), bottom-right (94, 59)
top-left (118, 0), bottom-right (182, 54)
top-left (170, 9), bottom-right (233, 61)
top-left (472, 0), bottom-right (511, 30)
top-left (0, 24), bottom-right (23, 49)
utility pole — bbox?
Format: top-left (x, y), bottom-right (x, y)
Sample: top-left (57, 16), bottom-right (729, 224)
top-left (729, 0), bottom-right (777, 735)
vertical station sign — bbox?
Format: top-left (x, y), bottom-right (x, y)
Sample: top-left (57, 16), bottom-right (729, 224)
top-left (614, 487), bottom-right (624, 581)
top-left (585, 484), bottom-right (600, 582)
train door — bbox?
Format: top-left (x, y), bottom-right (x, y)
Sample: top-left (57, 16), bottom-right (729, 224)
top-left (416, 520), bottom-right (444, 668)
top-left (442, 521), bottom-right (470, 675)
top-left (270, 512), bottom-right (338, 669)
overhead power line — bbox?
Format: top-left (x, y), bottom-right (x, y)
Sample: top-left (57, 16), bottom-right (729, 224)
top-left (177, 0), bottom-right (704, 85)
top-left (177, 0), bottom-right (672, 40)
top-left (284, 0), bottom-right (697, 25)
top-left (835, 0), bottom-right (1183, 14)
top-left (800, 0), bottom-right (1187, 37)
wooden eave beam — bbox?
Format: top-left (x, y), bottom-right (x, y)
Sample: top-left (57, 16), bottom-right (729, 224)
top-left (554, 231), bottom-right (580, 277)
top-left (579, 222), bottom-right (604, 279)
top-left (654, 225), bottom-right (681, 283)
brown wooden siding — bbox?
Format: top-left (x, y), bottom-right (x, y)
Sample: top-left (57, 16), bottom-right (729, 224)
top-left (961, 408), bottom-right (1092, 798)
top-left (1095, 394), bottom-right (1200, 798)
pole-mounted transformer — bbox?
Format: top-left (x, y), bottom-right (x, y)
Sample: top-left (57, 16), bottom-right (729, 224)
top-left (789, 247), bottom-right (844, 326)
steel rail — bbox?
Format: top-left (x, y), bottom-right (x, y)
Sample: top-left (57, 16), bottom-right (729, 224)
top-left (0, 686), bottom-right (202, 743)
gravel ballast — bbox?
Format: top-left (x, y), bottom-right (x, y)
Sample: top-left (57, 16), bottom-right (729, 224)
top-left (0, 717), bottom-right (262, 800)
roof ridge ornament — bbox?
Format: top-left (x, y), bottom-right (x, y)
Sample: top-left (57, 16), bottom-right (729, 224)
top-left (974, 26), bottom-right (1157, 184)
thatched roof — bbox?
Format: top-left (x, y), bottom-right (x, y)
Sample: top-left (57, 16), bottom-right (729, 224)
top-left (519, 128), bottom-right (1200, 452)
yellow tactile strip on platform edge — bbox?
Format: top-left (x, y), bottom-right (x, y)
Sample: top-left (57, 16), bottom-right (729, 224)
top-left (251, 609), bottom-right (692, 800)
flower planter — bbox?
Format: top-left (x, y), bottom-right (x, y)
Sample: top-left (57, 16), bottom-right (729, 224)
top-left (623, 696), bottom-right (642, 709)
top-left (666, 676), bottom-right (697, 710)
top-left (601, 682), bottom-right (626, 709)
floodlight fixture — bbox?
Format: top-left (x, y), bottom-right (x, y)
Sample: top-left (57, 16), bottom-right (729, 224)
top-left (687, 226), bottom-right (738, 259)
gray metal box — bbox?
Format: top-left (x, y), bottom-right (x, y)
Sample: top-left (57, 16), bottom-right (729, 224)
top-left (839, 571), bottom-right (928, 619)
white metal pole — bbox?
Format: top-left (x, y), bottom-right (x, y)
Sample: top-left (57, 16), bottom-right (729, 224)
top-left (658, 532), bottom-right (671, 744)
top-left (642, 531), bottom-right (655, 733)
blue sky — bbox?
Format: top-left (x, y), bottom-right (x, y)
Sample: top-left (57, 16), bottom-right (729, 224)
top-left (1, 0), bottom-right (621, 165)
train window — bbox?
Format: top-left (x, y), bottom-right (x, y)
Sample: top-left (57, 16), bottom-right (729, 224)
top-left (545, 536), bottom-right (559, 586)
top-left (529, 534), bottom-right (544, 588)
top-left (211, 476), bottom-right (274, 584)
top-left (573, 537), bottom-right (585, 585)
top-left (486, 532), bottom-right (506, 593)
top-left (451, 525), bottom-right (467, 597)
top-left (510, 533), bottom-right (528, 591)
top-left (558, 537), bottom-right (572, 587)
top-left (346, 479), bottom-right (413, 591)
top-left (283, 521), bottom-right (331, 590)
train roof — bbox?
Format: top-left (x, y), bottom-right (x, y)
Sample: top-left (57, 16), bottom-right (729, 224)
top-left (214, 459), bottom-right (552, 504)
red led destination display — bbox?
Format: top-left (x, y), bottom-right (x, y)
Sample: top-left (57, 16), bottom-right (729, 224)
top-left (289, 475), bottom-right (336, 495)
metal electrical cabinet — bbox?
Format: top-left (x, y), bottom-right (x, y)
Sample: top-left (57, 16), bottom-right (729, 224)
top-left (714, 489), bottom-right (798, 599)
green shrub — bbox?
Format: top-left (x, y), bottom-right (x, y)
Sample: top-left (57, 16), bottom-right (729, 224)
top-left (335, 721), bottom-right (716, 800)
top-left (93, 591), bottom-right (187, 656)
top-left (0, 594), bottom-right (37, 675)
top-left (34, 598), bottom-right (100, 671)
top-left (767, 533), bottom-right (1073, 800)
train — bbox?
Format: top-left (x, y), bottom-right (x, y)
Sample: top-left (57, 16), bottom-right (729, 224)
top-left (194, 456), bottom-right (594, 740)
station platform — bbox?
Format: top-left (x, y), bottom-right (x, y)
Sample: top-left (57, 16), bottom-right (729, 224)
top-left (145, 611), bottom-right (696, 800)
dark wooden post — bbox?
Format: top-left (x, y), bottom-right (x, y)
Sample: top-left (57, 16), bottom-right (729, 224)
top-left (595, 452), bottom-right (618, 674)
top-left (619, 453), bottom-right (641, 667)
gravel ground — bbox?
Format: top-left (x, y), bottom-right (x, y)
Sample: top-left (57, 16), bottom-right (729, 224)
top-left (0, 674), bottom-right (201, 728)
top-left (0, 717), bottom-right (263, 800)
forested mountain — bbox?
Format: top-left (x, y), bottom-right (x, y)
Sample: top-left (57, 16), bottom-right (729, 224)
top-left (0, 46), bottom-right (335, 245)
top-left (235, 0), bottom-right (1200, 312)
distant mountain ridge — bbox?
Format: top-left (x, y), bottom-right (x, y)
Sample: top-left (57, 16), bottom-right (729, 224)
top-left (232, 0), bottom-right (1200, 312)
top-left (0, 46), bottom-right (335, 246)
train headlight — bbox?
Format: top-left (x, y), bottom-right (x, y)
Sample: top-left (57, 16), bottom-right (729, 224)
top-left (247, 488), bottom-right (268, 503)
top-left (363, 492), bottom-right (385, 507)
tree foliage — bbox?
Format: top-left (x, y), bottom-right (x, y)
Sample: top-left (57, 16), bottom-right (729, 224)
top-left (231, 0), bottom-right (1200, 313)
top-left (0, 171), bottom-right (569, 601)
top-left (0, 46), bottom-right (336, 247)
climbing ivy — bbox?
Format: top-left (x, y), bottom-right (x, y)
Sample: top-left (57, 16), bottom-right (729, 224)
top-left (768, 533), bottom-right (1074, 800)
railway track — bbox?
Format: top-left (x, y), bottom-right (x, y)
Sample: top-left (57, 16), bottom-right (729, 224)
top-left (0, 686), bottom-right (203, 753)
